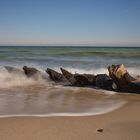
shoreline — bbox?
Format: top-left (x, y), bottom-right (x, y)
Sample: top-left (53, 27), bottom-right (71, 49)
top-left (0, 87), bottom-right (126, 118)
top-left (0, 93), bottom-right (140, 140)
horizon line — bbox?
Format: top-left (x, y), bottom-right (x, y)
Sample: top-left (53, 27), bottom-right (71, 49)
top-left (0, 45), bottom-right (140, 47)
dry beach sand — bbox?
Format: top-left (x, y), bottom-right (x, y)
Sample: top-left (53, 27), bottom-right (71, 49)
top-left (0, 92), bottom-right (140, 140)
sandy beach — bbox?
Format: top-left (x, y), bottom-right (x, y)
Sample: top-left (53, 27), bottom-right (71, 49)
top-left (0, 93), bottom-right (139, 140)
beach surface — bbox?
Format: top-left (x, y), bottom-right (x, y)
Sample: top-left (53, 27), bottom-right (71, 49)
top-left (0, 93), bottom-right (140, 140)
top-left (0, 46), bottom-right (139, 140)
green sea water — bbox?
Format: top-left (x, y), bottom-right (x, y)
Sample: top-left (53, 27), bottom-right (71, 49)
top-left (0, 46), bottom-right (139, 72)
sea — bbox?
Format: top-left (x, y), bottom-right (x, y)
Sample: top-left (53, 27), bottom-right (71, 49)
top-left (0, 46), bottom-right (139, 117)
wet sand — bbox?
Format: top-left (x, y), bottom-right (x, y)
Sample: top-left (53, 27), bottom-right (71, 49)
top-left (0, 93), bottom-right (140, 140)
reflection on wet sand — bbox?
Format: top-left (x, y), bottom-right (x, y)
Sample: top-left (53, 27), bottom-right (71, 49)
top-left (0, 83), bottom-right (126, 117)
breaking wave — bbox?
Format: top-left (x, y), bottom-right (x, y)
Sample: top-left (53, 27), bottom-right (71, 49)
top-left (0, 65), bottom-right (139, 89)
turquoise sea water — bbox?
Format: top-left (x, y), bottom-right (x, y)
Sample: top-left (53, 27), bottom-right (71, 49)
top-left (0, 46), bottom-right (139, 117)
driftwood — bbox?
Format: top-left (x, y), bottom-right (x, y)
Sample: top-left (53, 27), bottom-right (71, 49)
top-left (4, 64), bottom-right (139, 93)
top-left (108, 64), bottom-right (140, 93)
top-left (60, 68), bottom-right (76, 85)
top-left (95, 74), bottom-right (113, 90)
top-left (60, 68), bottom-right (114, 89)
top-left (5, 66), bottom-right (25, 75)
top-left (46, 68), bottom-right (66, 82)
top-left (74, 74), bottom-right (96, 86)
top-left (23, 66), bottom-right (42, 79)
top-left (60, 68), bottom-right (96, 86)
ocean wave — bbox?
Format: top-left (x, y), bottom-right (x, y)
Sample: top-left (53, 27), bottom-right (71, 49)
top-left (0, 65), bottom-right (139, 89)
top-left (0, 68), bottom-right (49, 88)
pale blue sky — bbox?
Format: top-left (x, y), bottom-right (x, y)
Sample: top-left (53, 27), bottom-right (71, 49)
top-left (0, 0), bottom-right (140, 46)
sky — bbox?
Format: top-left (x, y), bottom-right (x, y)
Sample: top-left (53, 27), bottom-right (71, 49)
top-left (0, 0), bottom-right (140, 46)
